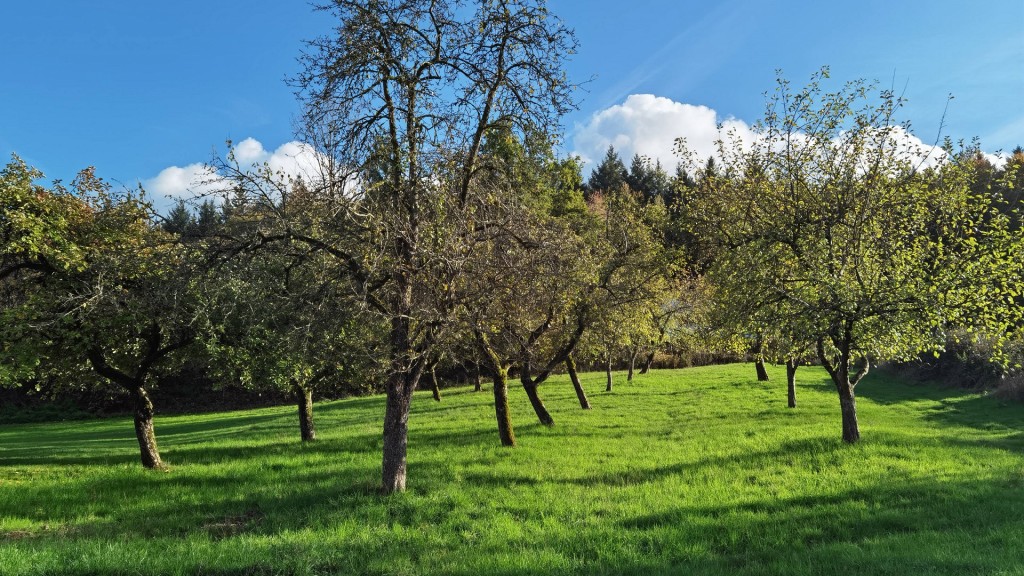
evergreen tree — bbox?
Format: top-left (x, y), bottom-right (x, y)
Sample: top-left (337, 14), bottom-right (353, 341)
top-left (587, 146), bottom-right (627, 196)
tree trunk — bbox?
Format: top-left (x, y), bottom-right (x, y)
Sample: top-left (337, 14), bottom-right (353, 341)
top-left (382, 370), bottom-right (417, 494)
top-left (131, 386), bottom-right (163, 469)
top-left (640, 351), bottom-right (655, 374)
top-left (523, 381), bottom-right (555, 426)
top-left (627, 349), bottom-right (638, 382)
top-left (786, 358), bottom-right (798, 409)
top-left (294, 384), bottom-right (316, 442)
top-left (429, 364), bottom-right (442, 402)
top-left (837, 381), bottom-right (860, 443)
top-left (605, 355), bottom-right (613, 392)
top-left (755, 358), bottom-right (770, 381)
top-left (565, 355), bottom-right (591, 409)
top-left (493, 365), bottom-right (516, 446)
top-left (817, 334), bottom-right (865, 444)
top-left (474, 364), bottom-right (482, 392)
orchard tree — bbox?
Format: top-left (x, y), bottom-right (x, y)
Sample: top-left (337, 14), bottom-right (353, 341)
top-left (1, 161), bottom-right (198, 468)
top-left (215, 0), bottom-right (580, 493)
top-left (203, 222), bottom-right (384, 443)
top-left (458, 128), bottom-right (594, 443)
top-left (681, 68), bottom-right (1021, 443)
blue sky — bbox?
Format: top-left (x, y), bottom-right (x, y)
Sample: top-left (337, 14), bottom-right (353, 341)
top-left (2, 0), bottom-right (1021, 209)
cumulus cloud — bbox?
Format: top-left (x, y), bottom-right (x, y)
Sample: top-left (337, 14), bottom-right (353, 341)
top-left (572, 94), bottom-right (755, 173)
top-left (144, 137), bottom-right (326, 203)
top-left (145, 163), bottom-right (224, 201)
top-left (573, 94), bottom-right (956, 176)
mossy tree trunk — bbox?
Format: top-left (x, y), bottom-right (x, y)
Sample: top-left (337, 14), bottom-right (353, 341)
top-left (130, 385), bottom-right (163, 469)
top-left (476, 331), bottom-right (516, 445)
top-left (493, 364), bottom-right (516, 446)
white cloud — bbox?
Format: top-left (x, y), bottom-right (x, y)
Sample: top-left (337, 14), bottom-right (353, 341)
top-left (572, 94), bottom-right (755, 173)
top-left (143, 138), bottom-right (327, 204)
top-left (573, 94), bottom-right (958, 176)
top-left (145, 163), bottom-right (224, 201)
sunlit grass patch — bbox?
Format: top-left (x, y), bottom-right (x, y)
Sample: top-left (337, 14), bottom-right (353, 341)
top-left (1, 364), bottom-right (1022, 575)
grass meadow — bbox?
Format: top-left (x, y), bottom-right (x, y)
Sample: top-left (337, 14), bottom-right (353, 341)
top-left (1, 364), bottom-right (1023, 575)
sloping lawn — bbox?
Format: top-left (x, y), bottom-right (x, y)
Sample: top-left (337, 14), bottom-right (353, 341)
top-left (1, 364), bottom-right (1022, 575)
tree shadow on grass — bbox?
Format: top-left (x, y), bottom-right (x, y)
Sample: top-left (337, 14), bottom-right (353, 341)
top-left (610, 475), bottom-right (1024, 575)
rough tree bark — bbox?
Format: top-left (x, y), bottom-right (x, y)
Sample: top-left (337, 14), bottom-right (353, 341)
top-left (627, 348), bottom-right (638, 382)
top-left (381, 290), bottom-right (426, 494)
top-left (565, 355), bottom-right (591, 410)
top-left (382, 371), bottom-right (419, 493)
top-left (293, 382), bottom-right (316, 442)
top-left (493, 365), bottom-right (516, 446)
top-left (130, 386), bottom-right (163, 469)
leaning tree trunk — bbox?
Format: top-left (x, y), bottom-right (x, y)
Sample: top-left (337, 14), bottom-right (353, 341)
top-left (493, 365), bottom-right (516, 446)
top-left (755, 358), bottom-right (770, 381)
top-left (429, 363), bottom-right (442, 403)
top-left (523, 381), bottom-right (555, 426)
top-left (627, 349), bottom-right (638, 382)
top-left (294, 383), bottom-right (316, 442)
top-left (786, 358), bottom-right (798, 409)
top-left (565, 355), bottom-right (591, 410)
top-left (640, 351), bottom-right (656, 375)
top-left (753, 335), bottom-right (770, 381)
top-left (130, 386), bottom-right (163, 469)
top-left (605, 355), bottom-right (614, 392)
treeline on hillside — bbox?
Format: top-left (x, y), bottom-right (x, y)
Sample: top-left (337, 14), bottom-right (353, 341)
top-left (2, 1), bottom-right (1022, 493)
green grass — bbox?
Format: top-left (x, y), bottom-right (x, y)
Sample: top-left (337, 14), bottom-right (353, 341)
top-left (1, 364), bottom-right (1023, 575)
